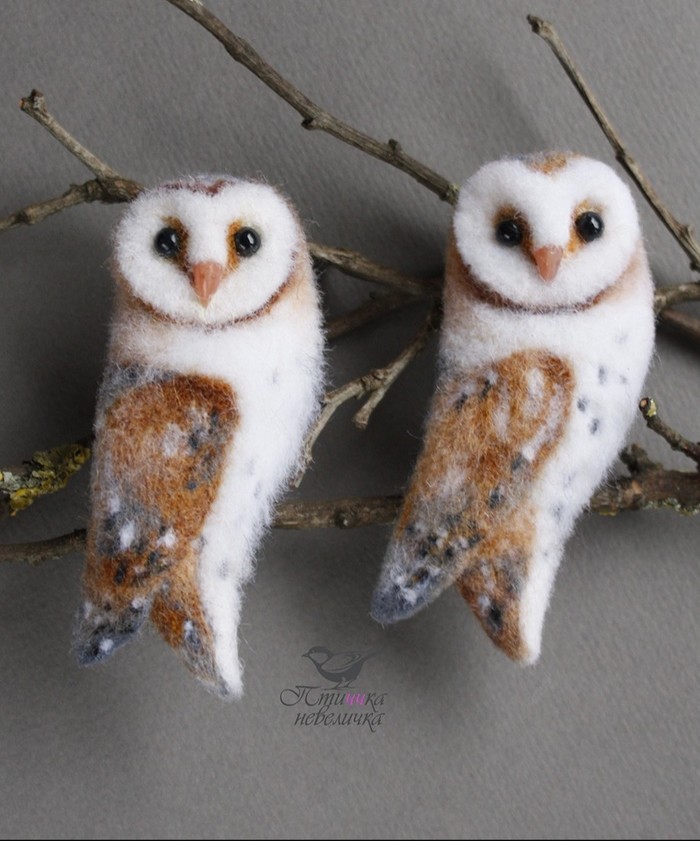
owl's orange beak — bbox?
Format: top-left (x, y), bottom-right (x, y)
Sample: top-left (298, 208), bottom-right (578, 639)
top-left (189, 261), bottom-right (225, 307)
top-left (532, 246), bottom-right (563, 282)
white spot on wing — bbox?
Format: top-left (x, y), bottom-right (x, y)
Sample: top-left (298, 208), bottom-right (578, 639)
top-left (107, 494), bottom-right (121, 515)
top-left (492, 391), bottom-right (511, 440)
top-left (162, 423), bottom-right (187, 457)
top-left (527, 367), bottom-right (545, 404)
top-left (119, 521), bottom-right (136, 551)
top-left (156, 528), bottom-right (177, 549)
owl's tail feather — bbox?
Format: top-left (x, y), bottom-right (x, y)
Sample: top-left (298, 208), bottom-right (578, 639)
top-left (457, 523), bottom-right (560, 664)
top-left (149, 568), bottom-right (240, 699)
top-left (74, 598), bottom-right (149, 666)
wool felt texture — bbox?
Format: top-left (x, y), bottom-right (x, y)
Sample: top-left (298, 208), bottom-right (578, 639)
top-left (75, 176), bottom-right (324, 697)
top-left (371, 152), bottom-right (655, 663)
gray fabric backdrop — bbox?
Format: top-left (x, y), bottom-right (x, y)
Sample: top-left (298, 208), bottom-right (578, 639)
top-left (1, 1), bottom-right (698, 838)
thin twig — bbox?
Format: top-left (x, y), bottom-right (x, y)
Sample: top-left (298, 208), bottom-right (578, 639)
top-left (0, 178), bottom-right (141, 233)
top-left (325, 291), bottom-right (415, 340)
top-left (528, 15), bottom-right (700, 272)
top-left (275, 496), bottom-right (404, 529)
top-left (0, 530), bottom-right (88, 567)
top-left (658, 308), bottom-right (700, 348)
top-left (654, 282), bottom-right (700, 312)
top-left (353, 301), bottom-right (440, 429)
top-left (295, 379), bottom-right (368, 483)
top-left (166, 0), bottom-right (458, 204)
top-left (639, 397), bottom-right (700, 466)
top-left (20, 90), bottom-right (124, 181)
top-left (311, 242), bottom-right (440, 297)
top-left (296, 303), bottom-right (439, 479)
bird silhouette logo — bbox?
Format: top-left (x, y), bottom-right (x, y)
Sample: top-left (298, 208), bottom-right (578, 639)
top-left (302, 646), bottom-right (378, 688)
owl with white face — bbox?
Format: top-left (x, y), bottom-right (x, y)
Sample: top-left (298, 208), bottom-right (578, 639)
top-left (371, 153), bottom-right (655, 663)
top-left (75, 176), bottom-right (324, 697)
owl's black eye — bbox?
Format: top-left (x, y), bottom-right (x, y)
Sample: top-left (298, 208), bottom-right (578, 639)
top-left (495, 219), bottom-right (524, 247)
top-left (154, 227), bottom-right (181, 258)
top-left (234, 227), bottom-right (261, 258)
top-left (575, 211), bottom-right (604, 243)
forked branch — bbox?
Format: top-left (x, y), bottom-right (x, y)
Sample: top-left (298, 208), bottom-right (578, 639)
top-left (528, 15), bottom-right (700, 272)
top-left (296, 302), bottom-right (440, 479)
top-left (165, 0), bottom-right (458, 204)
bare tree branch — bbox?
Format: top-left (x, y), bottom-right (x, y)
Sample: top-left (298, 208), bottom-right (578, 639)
top-left (296, 303), bottom-right (439, 479)
top-left (639, 397), bottom-right (700, 466)
top-left (658, 308), bottom-right (700, 348)
top-left (0, 178), bottom-right (140, 233)
top-left (3, 454), bottom-right (700, 567)
top-left (591, 465), bottom-right (700, 516)
top-left (353, 302), bottom-right (440, 429)
top-left (0, 530), bottom-right (88, 567)
top-left (326, 292), bottom-right (415, 340)
top-left (654, 282), bottom-right (700, 312)
top-left (20, 90), bottom-right (125, 181)
top-left (310, 242), bottom-right (439, 297)
top-left (0, 440), bottom-right (92, 518)
top-left (165, 0), bottom-right (458, 204)
top-left (528, 15), bottom-right (700, 272)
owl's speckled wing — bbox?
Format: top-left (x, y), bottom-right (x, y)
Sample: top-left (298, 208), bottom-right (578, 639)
top-left (371, 350), bottom-right (573, 660)
top-left (75, 365), bottom-right (238, 692)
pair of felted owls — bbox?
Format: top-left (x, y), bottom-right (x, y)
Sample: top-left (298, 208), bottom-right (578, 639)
top-left (76, 154), bottom-right (655, 696)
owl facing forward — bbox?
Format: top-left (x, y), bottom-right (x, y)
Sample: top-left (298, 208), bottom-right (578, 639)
top-left (75, 176), bottom-right (324, 697)
top-left (371, 153), bottom-right (655, 663)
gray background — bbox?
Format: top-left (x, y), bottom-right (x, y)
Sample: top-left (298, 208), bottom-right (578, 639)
top-left (1, 1), bottom-right (699, 838)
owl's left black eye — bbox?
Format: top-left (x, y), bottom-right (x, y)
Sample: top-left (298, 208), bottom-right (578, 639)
top-left (495, 219), bottom-right (524, 247)
top-left (234, 227), bottom-right (261, 258)
top-left (575, 211), bottom-right (604, 243)
top-left (154, 227), bottom-right (181, 258)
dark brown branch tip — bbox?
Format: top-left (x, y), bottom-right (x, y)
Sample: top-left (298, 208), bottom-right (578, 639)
top-left (20, 89), bottom-right (45, 113)
top-left (526, 15), bottom-right (547, 35)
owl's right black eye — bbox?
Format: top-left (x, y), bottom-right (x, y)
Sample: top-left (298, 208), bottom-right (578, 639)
top-left (154, 227), bottom-right (181, 258)
top-left (495, 219), bottom-right (524, 247)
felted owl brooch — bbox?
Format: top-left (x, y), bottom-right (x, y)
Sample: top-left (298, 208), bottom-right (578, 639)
top-left (371, 152), bottom-right (655, 663)
top-left (75, 176), bottom-right (324, 697)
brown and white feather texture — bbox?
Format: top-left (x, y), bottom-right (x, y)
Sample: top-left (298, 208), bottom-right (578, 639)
top-left (371, 153), bottom-right (655, 664)
top-left (75, 176), bottom-right (324, 697)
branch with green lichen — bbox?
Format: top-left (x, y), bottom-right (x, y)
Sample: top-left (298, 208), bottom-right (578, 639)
top-left (1, 397), bottom-right (698, 566)
top-left (0, 441), bottom-right (91, 517)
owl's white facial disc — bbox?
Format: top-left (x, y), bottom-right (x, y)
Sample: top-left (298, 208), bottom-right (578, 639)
top-left (114, 176), bottom-right (301, 326)
top-left (453, 155), bottom-right (641, 309)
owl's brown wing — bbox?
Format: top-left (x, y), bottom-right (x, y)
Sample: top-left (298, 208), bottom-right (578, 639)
top-left (75, 367), bottom-right (238, 690)
top-left (371, 350), bottom-right (573, 657)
